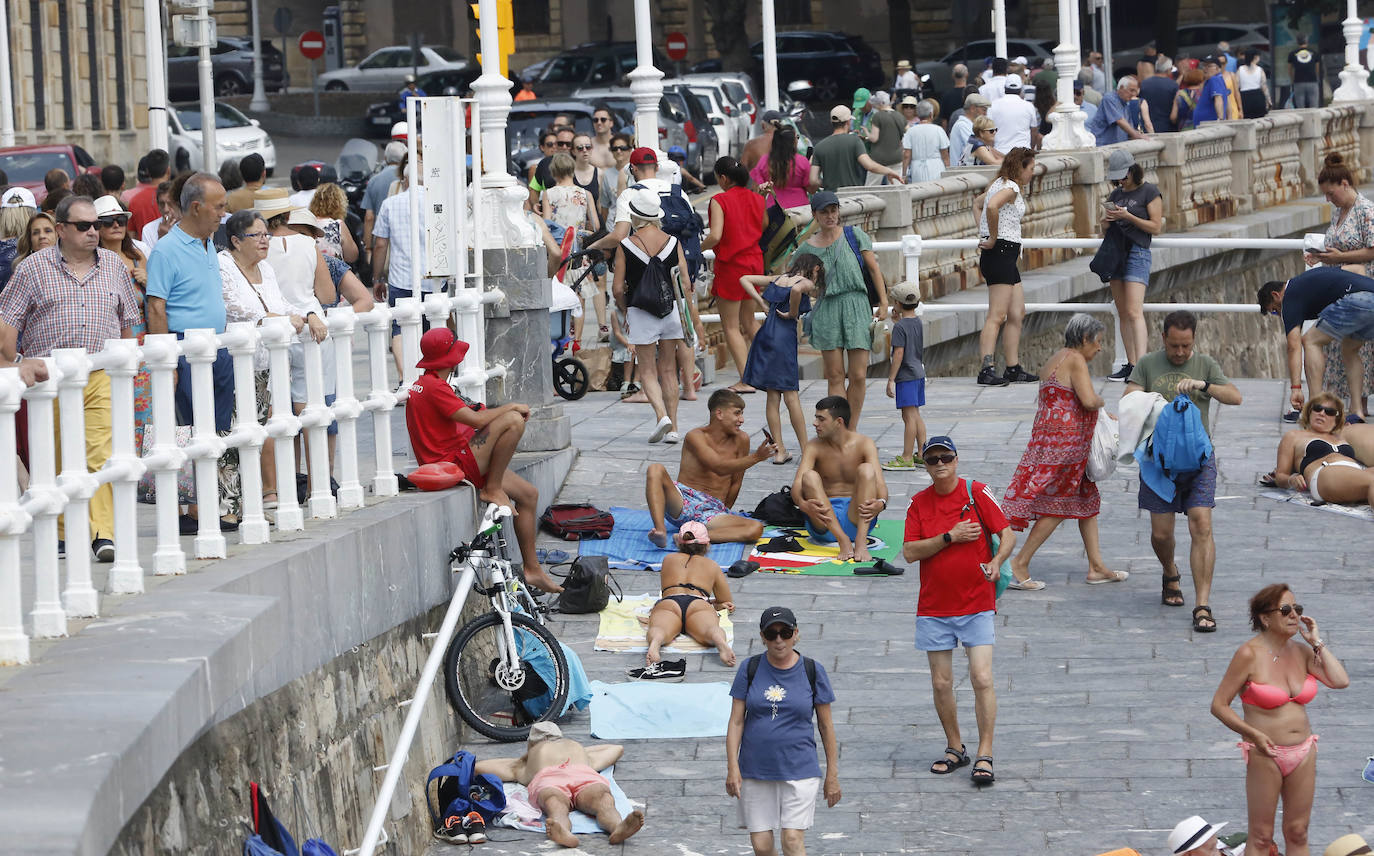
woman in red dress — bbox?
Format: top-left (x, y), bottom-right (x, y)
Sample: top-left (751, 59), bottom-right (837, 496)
top-left (1001, 314), bottom-right (1127, 589)
top-left (702, 156), bottom-right (766, 393)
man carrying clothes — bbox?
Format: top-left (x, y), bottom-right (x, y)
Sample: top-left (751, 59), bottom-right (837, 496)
top-left (404, 328), bottom-right (562, 593)
top-left (1260, 267), bottom-right (1374, 421)
top-left (901, 435), bottom-right (1013, 786)
top-left (1125, 310), bottom-right (1243, 632)
top-left (645, 388), bottom-right (773, 547)
top-left (792, 395), bottom-right (888, 562)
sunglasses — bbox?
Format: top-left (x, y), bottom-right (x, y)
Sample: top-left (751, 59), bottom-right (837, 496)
top-left (982, 128), bottom-right (998, 134)
top-left (594, 116), bottom-right (614, 123)
top-left (762, 626), bottom-right (795, 641)
top-left (540, 140), bottom-right (557, 148)
top-left (554, 140), bottom-right (572, 148)
top-left (61, 220), bottom-right (99, 232)
top-left (98, 214), bottom-right (130, 228)
top-left (610, 145), bottom-right (631, 152)
top-left (574, 144), bottom-right (593, 151)
top-left (924, 453), bottom-right (957, 466)
top-left (1272, 604), bottom-right (1304, 617)
top-left (1310, 404), bottom-right (1340, 417)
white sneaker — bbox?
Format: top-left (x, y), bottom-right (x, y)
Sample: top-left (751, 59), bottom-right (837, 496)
top-left (664, 431), bottom-right (680, 444)
top-left (648, 416), bottom-right (673, 443)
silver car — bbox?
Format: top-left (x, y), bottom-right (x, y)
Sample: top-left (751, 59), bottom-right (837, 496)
top-left (316, 45), bottom-right (470, 92)
top-left (683, 81), bottom-right (749, 161)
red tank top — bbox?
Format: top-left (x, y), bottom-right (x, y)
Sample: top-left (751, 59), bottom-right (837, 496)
top-left (711, 186), bottom-right (765, 268)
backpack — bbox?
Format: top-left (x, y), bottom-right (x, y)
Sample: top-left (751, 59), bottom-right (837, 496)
top-left (633, 182), bottom-right (705, 279)
top-left (842, 226), bottom-right (881, 307)
top-left (1149, 393), bottom-right (1213, 479)
top-left (247, 782), bottom-right (298, 856)
top-left (743, 653), bottom-right (819, 722)
top-left (621, 234), bottom-right (677, 319)
top-left (965, 480), bottom-right (1013, 599)
top-left (750, 486), bottom-right (806, 527)
top-left (426, 751), bottom-right (507, 828)
top-left (554, 555), bottom-right (622, 614)
top-left (539, 503), bottom-right (615, 540)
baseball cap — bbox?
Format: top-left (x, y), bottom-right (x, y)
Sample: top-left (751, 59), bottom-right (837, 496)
top-left (889, 280), bottom-right (921, 307)
top-left (415, 329), bottom-right (470, 371)
top-left (1167, 816), bottom-right (1227, 854)
top-left (666, 145), bottom-right (687, 160)
top-left (851, 87), bottom-right (872, 110)
top-left (1105, 149), bottom-right (1136, 181)
top-left (829, 104), bottom-right (852, 123)
top-left (390, 121), bottom-right (408, 140)
top-left (1012, 55), bottom-right (1028, 65)
top-left (760, 109), bottom-right (785, 124)
top-left (1, 186), bottom-right (36, 209)
top-left (964, 93), bottom-right (991, 109)
top-left (1201, 54), bottom-right (1223, 67)
top-left (629, 146), bottom-right (657, 166)
top-left (809, 190), bottom-right (840, 212)
top-left (759, 606), bottom-right (798, 631)
top-left (1073, 78), bottom-right (1085, 92)
top-left (1004, 76), bottom-right (1023, 91)
top-left (922, 435), bottom-right (958, 455)
top-left (676, 521), bottom-right (710, 545)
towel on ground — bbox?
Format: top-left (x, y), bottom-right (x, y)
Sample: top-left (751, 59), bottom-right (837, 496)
top-left (494, 766), bottom-right (638, 834)
top-left (751, 518), bottom-right (905, 575)
top-left (594, 593), bottom-right (733, 652)
top-left (589, 679), bottom-right (732, 739)
top-left (576, 507), bottom-right (749, 571)
top-left (1258, 487), bottom-right (1374, 521)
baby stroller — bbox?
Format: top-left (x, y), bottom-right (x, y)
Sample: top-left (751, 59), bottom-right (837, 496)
top-left (548, 231), bottom-right (603, 401)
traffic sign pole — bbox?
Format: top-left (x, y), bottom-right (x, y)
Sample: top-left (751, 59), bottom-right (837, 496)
top-left (299, 31), bottom-right (326, 117)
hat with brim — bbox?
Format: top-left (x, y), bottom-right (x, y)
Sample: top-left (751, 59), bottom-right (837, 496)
top-left (1324, 834), bottom-right (1373, 856)
top-left (253, 187), bottom-right (296, 220)
top-left (1105, 149), bottom-right (1136, 181)
top-left (964, 93), bottom-right (991, 109)
top-left (415, 328), bottom-right (470, 371)
top-left (627, 187), bottom-right (663, 221)
top-left (287, 208), bottom-right (324, 237)
top-left (889, 280), bottom-right (921, 306)
top-left (896, 60), bottom-right (912, 70)
top-left (759, 606), bottom-right (798, 631)
top-left (922, 435), bottom-right (958, 455)
top-left (92, 195), bottom-right (128, 219)
top-left (1167, 816), bottom-right (1227, 854)
top-left (2, 186), bottom-right (37, 209)
top-left (900, 95), bottom-right (921, 107)
top-left (851, 87), bottom-right (872, 110)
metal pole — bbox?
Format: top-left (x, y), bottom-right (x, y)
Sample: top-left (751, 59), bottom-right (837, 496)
top-left (407, 96), bottom-right (421, 294)
top-left (144, 0), bottom-right (169, 150)
top-left (0, 0), bottom-right (15, 147)
top-left (761, 0), bottom-right (779, 111)
top-left (248, 0), bottom-right (269, 111)
top-left (310, 59), bottom-right (319, 116)
top-left (1101, 0), bottom-right (1114, 90)
top-left (993, 0), bottom-right (1007, 59)
top-left (196, 3), bottom-right (216, 172)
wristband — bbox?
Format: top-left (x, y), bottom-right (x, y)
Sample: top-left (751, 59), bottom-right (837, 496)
top-left (1291, 384), bottom-right (1302, 389)
top-left (877, 498), bottom-right (888, 509)
top-left (942, 532), bottom-right (952, 544)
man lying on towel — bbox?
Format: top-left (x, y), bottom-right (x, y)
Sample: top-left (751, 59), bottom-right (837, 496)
top-left (646, 388), bottom-right (775, 547)
top-left (475, 722), bottom-right (645, 848)
top-left (793, 396), bottom-right (889, 562)
top-left (405, 328), bottom-right (562, 593)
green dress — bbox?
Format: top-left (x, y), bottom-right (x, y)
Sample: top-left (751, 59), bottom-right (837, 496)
top-left (795, 227), bottom-right (873, 352)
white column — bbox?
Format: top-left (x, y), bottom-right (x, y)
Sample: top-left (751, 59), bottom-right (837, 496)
top-left (993, 0), bottom-right (1008, 59)
top-left (248, 0), bottom-right (269, 112)
top-left (142, 334), bottom-right (185, 575)
top-left (184, 329), bottom-right (227, 558)
top-left (362, 308), bottom-right (399, 497)
top-left (328, 307), bottom-right (365, 510)
top-left (0, 0), bottom-right (16, 148)
top-left (1333, 0), bottom-right (1374, 101)
top-left (1042, 0), bottom-right (1095, 150)
top-left (224, 323), bottom-right (270, 544)
top-left (24, 362), bottom-right (67, 638)
top-left (299, 333), bottom-right (337, 520)
top-left (103, 338), bottom-right (145, 592)
top-left (471, 0), bottom-right (538, 248)
top-left (0, 368), bottom-right (32, 664)
top-left (144, 0), bottom-right (169, 151)
top-left (52, 349), bottom-right (99, 618)
top-left (260, 316), bottom-right (304, 532)
top-left (628, 0), bottom-right (666, 156)
top-left (761, 0), bottom-right (779, 111)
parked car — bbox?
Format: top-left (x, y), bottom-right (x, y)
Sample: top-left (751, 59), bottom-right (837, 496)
top-left (167, 37), bottom-right (286, 99)
top-left (573, 86), bottom-right (687, 160)
top-left (1113, 22), bottom-right (1269, 78)
top-left (364, 67), bottom-right (484, 138)
top-left (0, 144), bottom-right (100, 203)
top-left (316, 45), bottom-right (470, 92)
top-left (682, 72), bottom-right (761, 129)
top-left (529, 41), bottom-right (671, 99)
top-left (167, 102), bottom-right (276, 175)
top-left (685, 81), bottom-right (749, 160)
top-left (916, 38), bottom-right (1057, 93)
top-left (746, 31), bottom-right (884, 102)
top-left (663, 83), bottom-right (719, 182)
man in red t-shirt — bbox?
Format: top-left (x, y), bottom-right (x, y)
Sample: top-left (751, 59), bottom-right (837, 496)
top-left (901, 435), bottom-right (1014, 786)
top-left (125, 148), bottom-right (171, 235)
top-left (405, 328), bottom-right (563, 593)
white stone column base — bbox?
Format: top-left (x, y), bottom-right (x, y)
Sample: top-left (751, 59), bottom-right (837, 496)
top-left (479, 181), bottom-right (540, 250)
top-left (1332, 66), bottom-right (1374, 102)
top-left (1041, 108), bottom-right (1095, 150)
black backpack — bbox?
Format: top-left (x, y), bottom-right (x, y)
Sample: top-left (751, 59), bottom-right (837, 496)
top-left (553, 556), bottom-right (622, 614)
top-left (751, 486), bottom-right (806, 527)
top-left (632, 182), bottom-right (705, 279)
top-left (621, 235), bottom-right (678, 319)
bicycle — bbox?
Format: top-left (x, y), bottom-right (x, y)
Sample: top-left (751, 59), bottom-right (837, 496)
top-left (442, 502), bottom-right (570, 741)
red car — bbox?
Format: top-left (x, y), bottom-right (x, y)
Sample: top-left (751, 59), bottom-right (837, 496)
top-left (0, 144), bottom-right (101, 203)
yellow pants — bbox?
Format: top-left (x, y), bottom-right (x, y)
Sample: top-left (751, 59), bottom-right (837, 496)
top-left (53, 369), bottom-right (114, 542)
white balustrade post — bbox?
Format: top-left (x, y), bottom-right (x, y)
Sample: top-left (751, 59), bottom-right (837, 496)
top-left (102, 339), bottom-right (146, 593)
top-left (24, 360), bottom-right (67, 638)
top-left (300, 332), bottom-right (337, 520)
top-left (363, 307), bottom-right (400, 497)
top-left (224, 322), bottom-right (270, 544)
top-left (394, 296), bottom-right (425, 390)
top-left (900, 234), bottom-right (923, 292)
top-left (761, 0), bottom-right (779, 111)
top-left (142, 334), bottom-right (186, 574)
top-left (260, 316), bottom-right (304, 532)
top-left (992, 0), bottom-right (1008, 60)
top-left (328, 307), bottom-right (366, 510)
top-left (451, 290), bottom-right (485, 403)
top-left (0, 368), bottom-right (32, 664)
top-left (471, 0), bottom-right (539, 249)
top-left (184, 329), bottom-right (228, 558)
top-left (52, 349), bottom-right (99, 617)
top-left (1333, 0), bottom-right (1374, 101)
top-left (1042, 0), bottom-right (1095, 150)
top-left (629, 0), bottom-right (667, 161)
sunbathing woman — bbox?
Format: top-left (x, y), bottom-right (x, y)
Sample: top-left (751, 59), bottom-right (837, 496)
top-left (1274, 393), bottom-right (1374, 506)
top-left (639, 521), bottom-right (737, 674)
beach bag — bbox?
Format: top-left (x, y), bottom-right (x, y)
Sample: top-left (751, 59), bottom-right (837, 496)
top-left (1086, 411), bottom-right (1120, 482)
top-left (842, 226), bottom-right (881, 307)
top-left (554, 556), bottom-right (621, 614)
top-left (426, 751), bottom-right (507, 828)
top-left (408, 461), bottom-right (466, 491)
top-left (751, 486), bottom-right (806, 527)
top-left (623, 235), bottom-right (677, 319)
top-left (1150, 393), bottom-right (1213, 479)
top-left (759, 200), bottom-right (800, 274)
top-left (966, 480), bottom-right (1013, 599)
top-left (539, 503), bottom-right (615, 540)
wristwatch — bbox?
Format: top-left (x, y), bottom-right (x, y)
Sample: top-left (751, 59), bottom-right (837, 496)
top-left (942, 532), bottom-right (952, 544)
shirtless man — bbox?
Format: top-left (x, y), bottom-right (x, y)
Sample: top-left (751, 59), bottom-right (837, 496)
top-left (741, 110), bottom-right (783, 171)
top-left (792, 395), bottom-right (889, 562)
top-left (589, 105), bottom-right (619, 170)
top-left (474, 722), bottom-right (645, 848)
top-left (645, 388), bottom-right (773, 546)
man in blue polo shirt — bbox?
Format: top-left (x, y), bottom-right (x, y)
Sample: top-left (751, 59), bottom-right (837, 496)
top-left (145, 172), bottom-right (234, 432)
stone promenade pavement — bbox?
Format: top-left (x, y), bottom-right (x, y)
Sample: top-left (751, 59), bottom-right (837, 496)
top-left (431, 376), bottom-right (1373, 856)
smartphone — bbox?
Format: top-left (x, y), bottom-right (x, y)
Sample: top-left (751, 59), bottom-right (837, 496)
top-left (761, 427), bottom-right (775, 446)
top-left (1102, 201), bottom-right (1119, 211)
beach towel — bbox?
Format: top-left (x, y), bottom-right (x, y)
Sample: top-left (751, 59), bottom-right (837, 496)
top-left (576, 507), bottom-right (750, 570)
top-left (494, 766), bottom-right (638, 834)
top-left (594, 594), bottom-right (734, 653)
top-left (1258, 488), bottom-right (1374, 522)
top-left (751, 518), bottom-right (906, 575)
top-left (588, 679), bottom-right (733, 739)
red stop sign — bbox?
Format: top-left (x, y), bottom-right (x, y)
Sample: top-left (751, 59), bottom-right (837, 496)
top-left (665, 31), bottom-right (688, 61)
top-left (298, 30), bottom-right (326, 60)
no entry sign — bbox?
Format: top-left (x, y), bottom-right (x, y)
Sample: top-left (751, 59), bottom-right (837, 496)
top-left (298, 30), bottom-right (326, 60)
top-left (665, 31), bottom-right (688, 61)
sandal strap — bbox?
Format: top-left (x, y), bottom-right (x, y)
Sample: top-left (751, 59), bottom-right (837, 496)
top-left (974, 755), bottom-right (994, 765)
top-left (1192, 605), bottom-right (1213, 616)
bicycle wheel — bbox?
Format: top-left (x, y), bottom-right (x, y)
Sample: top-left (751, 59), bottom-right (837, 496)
top-left (443, 611), bottom-right (570, 742)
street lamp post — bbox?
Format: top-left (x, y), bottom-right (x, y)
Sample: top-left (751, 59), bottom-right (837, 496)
top-left (1042, 0), bottom-right (1094, 149)
top-left (1333, 0), bottom-right (1374, 101)
top-left (761, 0), bottom-right (779, 111)
top-left (993, 0), bottom-right (1008, 59)
top-left (627, 0), bottom-right (664, 152)
top-left (249, 0), bottom-right (269, 112)
top-left (469, 0), bottom-right (537, 247)
top-left (144, 0), bottom-right (169, 151)
top-left (194, 0), bottom-right (216, 170)
top-left (0, 0), bottom-right (15, 147)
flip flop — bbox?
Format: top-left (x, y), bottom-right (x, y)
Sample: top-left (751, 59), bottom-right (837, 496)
top-left (727, 560), bottom-right (760, 578)
top-left (757, 535), bottom-right (803, 553)
top-left (771, 455), bottom-right (794, 465)
top-left (535, 548), bottom-right (571, 565)
top-left (853, 559), bottom-right (905, 575)
top-left (727, 385), bottom-right (756, 394)
top-left (1085, 570), bottom-right (1130, 585)
top-left (1007, 577), bottom-right (1046, 591)
top-left (1258, 470), bottom-right (1278, 487)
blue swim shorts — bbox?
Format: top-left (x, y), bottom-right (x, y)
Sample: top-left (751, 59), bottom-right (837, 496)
top-left (894, 379), bottom-right (926, 409)
top-left (804, 497), bottom-right (859, 544)
top-left (915, 610), bottom-right (996, 651)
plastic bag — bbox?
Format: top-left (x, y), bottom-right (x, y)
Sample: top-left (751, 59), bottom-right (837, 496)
top-left (1086, 410), bottom-right (1120, 482)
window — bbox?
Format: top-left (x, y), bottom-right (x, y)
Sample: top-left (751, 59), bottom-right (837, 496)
top-left (512, 0), bottom-right (549, 35)
top-left (111, 0), bottom-right (127, 127)
top-left (776, 0), bottom-right (811, 25)
top-left (29, 0), bottom-right (44, 130)
top-left (588, 58), bottom-right (616, 84)
top-left (358, 49), bottom-right (397, 70)
top-left (87, 0), bottom-right (102, 129)
top-left (57, 0), bottom-right (74, 129)
top-left (540, 55), bottom-right (593, 83)
top-left (429, 46), bottom-right (465, 62)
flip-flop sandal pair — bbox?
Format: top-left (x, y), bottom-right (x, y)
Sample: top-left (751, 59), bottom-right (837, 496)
top-left (727, 560), bottom-right (760, 578)
top-left (535, 548), bottom-right (571, 565)
top-left (757, 535), bottom-right (803, 553)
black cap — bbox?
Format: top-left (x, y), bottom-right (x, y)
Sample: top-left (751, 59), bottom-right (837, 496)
top-left (759, 606), bottom-right (798, 631)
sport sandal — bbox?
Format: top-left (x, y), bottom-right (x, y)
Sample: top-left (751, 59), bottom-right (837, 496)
top-left (1161, 571), bottom-right (1185, 606)
top-left (930, 744), bottom-right (970, 774)
top-left (971, 756), bottom-right (995, 785)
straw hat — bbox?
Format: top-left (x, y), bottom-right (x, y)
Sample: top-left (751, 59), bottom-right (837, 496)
top-left (896, 60), bottom-right (912, 70)
top-left (1324, 834), bottom-right (1372, 856)
top-left (92, 195), bottom-right (128, 219)
top-left (253, 187), bottom-right (296, 219)
top-left (287, 208), bottom-right (323, 237)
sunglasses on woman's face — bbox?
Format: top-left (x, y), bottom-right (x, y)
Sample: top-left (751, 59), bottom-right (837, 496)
top-left (1310, 404), bottom-right (1340, 417)
top-left (982, 128), bottom-right (998, 134)
top-left (611, 145), bottom-right (631, 152)
top-left (98, 215), bottom-right (130, 228)
top-left (1272, 603), bottom-right (1304, 617)
top-left (762, 626), bottom-right (795, 641)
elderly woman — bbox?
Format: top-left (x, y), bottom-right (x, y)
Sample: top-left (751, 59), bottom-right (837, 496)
top-left (901, 100), bottom-right (950, 183)
top-left (862, 91), bottom-right (908, 186)
top-left (1100, 150), bottom-right (1164, 382)
top-left (1274, 393), bottom-right (1374, 505)
top-left (726, 606), bottom-right (839, 856)
top-left (1001, 314), bottom-right (1126, 588)
top-left (1211, 583), bottom-right (1349, 856)
top-left (220, 209), bottom-right (306, 508)
top-left (967, 115), bottom-right (1005, 166)
top-left (308, 182), bottom-right (358, 264)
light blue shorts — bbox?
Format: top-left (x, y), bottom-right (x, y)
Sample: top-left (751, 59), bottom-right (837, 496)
top-left (915, 610), bottom-right (996, 651)
top-left (1316, 290), bottom-right (1374, 341)
top-left (804, 497), bottom-right (858, 543)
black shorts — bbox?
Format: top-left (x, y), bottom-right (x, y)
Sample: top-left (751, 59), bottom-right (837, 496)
top-left (980, 239), bottom-right (1022, 285)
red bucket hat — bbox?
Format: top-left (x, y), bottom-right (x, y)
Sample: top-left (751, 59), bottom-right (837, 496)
top-left (416, 328), bottom-right (470, 371)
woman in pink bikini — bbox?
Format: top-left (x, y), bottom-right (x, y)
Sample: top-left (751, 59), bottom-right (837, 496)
top-left (1210, 584), bottom-right (1350, 856)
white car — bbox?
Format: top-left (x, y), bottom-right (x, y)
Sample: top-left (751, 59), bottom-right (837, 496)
top-left (316, 45), bottom-right (469, 92)
top-left (685, 82), bottom-right (748, 160)
top-left (168, 102), bottom-right (276, 175)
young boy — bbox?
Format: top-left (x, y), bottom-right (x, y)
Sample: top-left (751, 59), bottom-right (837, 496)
top-left (883, 281), bottom-right (928, 471)
top-left (405, 328), bottom-right (563, 593)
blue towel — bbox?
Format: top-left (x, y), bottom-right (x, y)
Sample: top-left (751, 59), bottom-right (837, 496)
top-left (588, 679), bottom-right (732, 739)
top-left (577, 507), bottom-right (749, 570)
top-left (518, 638), bottom-right (592, 716)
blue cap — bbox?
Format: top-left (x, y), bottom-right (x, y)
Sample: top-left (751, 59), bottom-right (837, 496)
top-left (810, 190), bottom-right (840, 211)
top-left (922, 435), bottom-right (958, 455)
top-left (667, 145), bottom-right (686, 159)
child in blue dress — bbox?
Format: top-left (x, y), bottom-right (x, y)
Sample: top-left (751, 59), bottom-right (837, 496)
top-left (739, 253), bottom-right (824, 465)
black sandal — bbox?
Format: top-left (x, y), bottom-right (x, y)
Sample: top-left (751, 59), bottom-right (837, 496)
top-left (1161, 572), bottom-right (1184, 607)
top-left (971, 756), bottom-right (995, 785)
top-left (1192, 605), bottom-right (1217, 633)
top-left (930, 744), bottom-right (970, 774)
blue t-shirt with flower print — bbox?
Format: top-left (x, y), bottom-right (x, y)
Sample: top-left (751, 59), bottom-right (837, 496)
top-left (729, 654), bottom-right (836, 780)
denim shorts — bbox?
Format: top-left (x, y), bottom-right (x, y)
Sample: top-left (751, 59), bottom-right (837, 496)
top-left (894, 379), bottom-right (926, 408)
top-left (1119, 243), bottom-right (1152, 284)
top-left (915, 610), bottom-right (996, 651)
top-left (1138, 453), bottom-right (1217, 514)
top-left (1316, 290), bottom-right (1374, 341)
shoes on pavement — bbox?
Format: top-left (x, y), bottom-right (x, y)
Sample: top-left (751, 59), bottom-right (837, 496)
top-left (648, 416), bottom-right (673, 443)
top-left (461, 811), bottom-right (487, 844)
top-left (882, 455), bottom-right (916, 471)
top-left (1004, 364), bottom-right (1039, 383)
top-left (1107, 362), bottom-right (1134, 381)
top-left (433, 815), bottom-right (468, 844)
top-left (1007, 577), bottom-right (1047, 591)
top-left (92, 539), bottom-right (114, 563)
top-left (664, 431), bottom-right (681, 444)
top-left (976, 366), bottom-right (1010, 386)
top-left (1282, 410), bottom-right (1300, 423)
top-left (626, 659), bottom-right (686, 681)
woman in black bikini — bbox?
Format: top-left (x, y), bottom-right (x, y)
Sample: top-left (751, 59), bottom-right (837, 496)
top-left (1274, 393), bottom-right (1374, 506)
top-left (642, 522), bottom-right (737, 673)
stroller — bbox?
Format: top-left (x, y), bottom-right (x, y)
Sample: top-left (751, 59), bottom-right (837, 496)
top-left (548, 230), bottom-right (604, 401)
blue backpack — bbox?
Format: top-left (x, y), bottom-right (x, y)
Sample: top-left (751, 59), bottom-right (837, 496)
top-left (1150, 393), bottom-right (1213, 478)
top-left (426, 750), bottom-right (507, 828)
top-left (631, 182), bottom-right (704, 279)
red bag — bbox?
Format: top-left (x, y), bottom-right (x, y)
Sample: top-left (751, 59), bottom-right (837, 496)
top-left (408, 461), bottom-right (466, 491)
top-left (538, 503), bottom-right (614, 540)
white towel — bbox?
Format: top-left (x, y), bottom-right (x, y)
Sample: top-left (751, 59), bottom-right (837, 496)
top-left (1117, 390), bottom-right (1166, 465)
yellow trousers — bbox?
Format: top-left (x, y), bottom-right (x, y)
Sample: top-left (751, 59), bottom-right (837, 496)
top-left (53, 369), bottom-right (114, 542)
